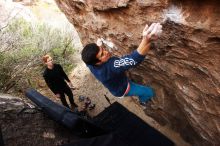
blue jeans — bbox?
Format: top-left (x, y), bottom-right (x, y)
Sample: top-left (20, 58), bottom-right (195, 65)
top-left (125, 81), bottom-right (155, 102)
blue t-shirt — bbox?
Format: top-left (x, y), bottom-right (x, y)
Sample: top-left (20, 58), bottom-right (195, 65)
top-left (87, 50), bottom-right (145, 97)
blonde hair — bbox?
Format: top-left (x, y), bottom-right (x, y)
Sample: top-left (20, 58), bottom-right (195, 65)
top-left (42, 54), bottom-right (52, 63)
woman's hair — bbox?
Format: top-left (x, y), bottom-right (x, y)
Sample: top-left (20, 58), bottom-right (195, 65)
top-left (42, 54), bottom-right (51, 63)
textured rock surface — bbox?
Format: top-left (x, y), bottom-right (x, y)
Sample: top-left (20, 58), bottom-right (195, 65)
top-left (55, 0), bottom-right (220, 145)
top-left (0, 94), bottom-right (77, 146)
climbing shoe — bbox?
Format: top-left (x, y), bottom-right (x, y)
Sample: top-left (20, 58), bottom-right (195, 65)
top-left (88, 103), bottom-right (96, 110)
top-left (79, 95), bottom-right (86, 102)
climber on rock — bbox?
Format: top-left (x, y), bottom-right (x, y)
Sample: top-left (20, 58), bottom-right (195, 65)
top-left (42, 55), bottom-right (78, 110)
top-left (81, 22), bottom-right (162, 107)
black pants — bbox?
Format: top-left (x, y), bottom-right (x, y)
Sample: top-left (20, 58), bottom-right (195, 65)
top-left (58, 86), bottom-right (74, 108)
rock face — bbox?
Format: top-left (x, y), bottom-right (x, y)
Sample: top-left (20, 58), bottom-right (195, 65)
top-left (0, 95), bottom-right (77, 146)
top-left (55, 0), bottom-right (220, 145)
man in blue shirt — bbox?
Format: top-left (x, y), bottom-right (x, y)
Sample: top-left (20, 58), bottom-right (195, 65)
top-left (81, 23), bottom-right (162, 106)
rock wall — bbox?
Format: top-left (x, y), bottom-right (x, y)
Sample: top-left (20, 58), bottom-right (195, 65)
top-left (54, 0), bottom-right (220, 145)
top-left (0, 95), bottom-right (77, 146)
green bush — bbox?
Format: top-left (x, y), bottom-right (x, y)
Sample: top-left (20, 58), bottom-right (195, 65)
top-left (0, 18), bottom-right (76, 93)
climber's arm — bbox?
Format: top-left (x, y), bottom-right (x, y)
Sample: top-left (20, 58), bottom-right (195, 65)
top-left (137, 23), bottom-right (162, 56)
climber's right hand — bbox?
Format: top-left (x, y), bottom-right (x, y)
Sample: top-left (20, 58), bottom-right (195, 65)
top-left (142, 22), bottom-right (162, 41)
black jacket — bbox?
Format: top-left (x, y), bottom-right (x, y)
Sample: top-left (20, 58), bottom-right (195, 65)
top-left (43, 64), bottom-right (70, 94)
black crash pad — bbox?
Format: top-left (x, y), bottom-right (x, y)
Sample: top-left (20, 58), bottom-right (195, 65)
top-left (63, 102), bottom-right (174, 146)
top-left (25, 89), bottom-right (106, 137)
top-left (25, 89), bottom-right (174, 146)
